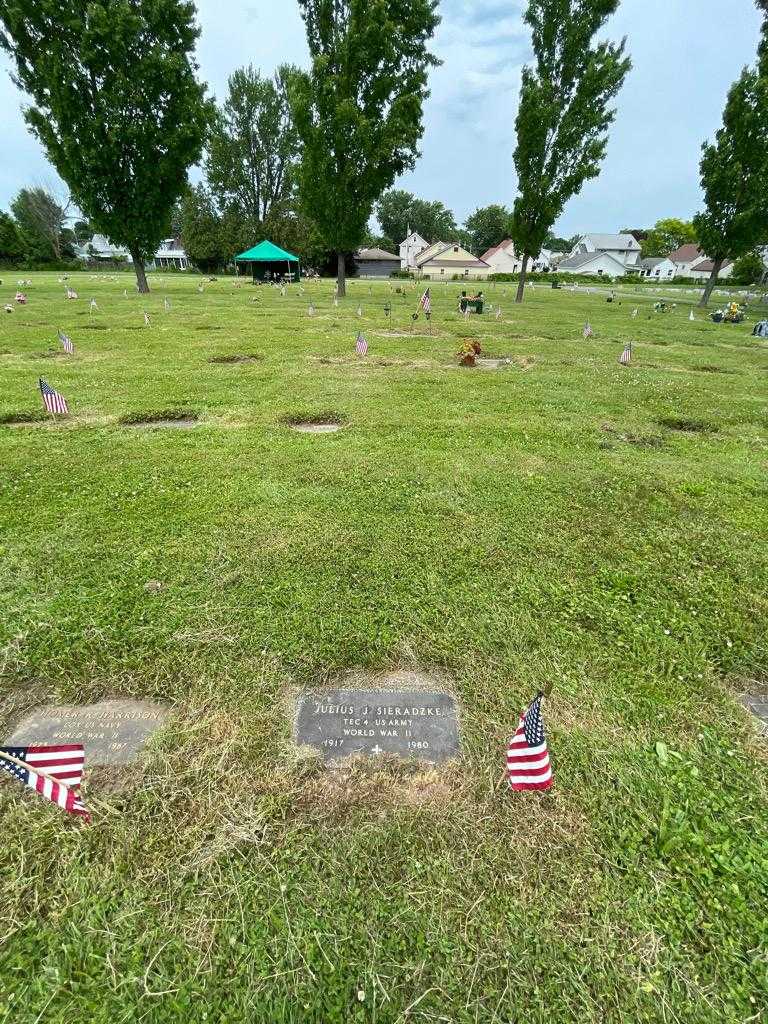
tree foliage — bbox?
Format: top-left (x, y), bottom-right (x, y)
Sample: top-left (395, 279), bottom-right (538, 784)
top-left (694, 53), bottom-right (768, 305)
top-left (0, 0), bottom-right (211, 292)
top-left (9, 187), bottom-right (70, 262)
top-left (375, 189), bottom-right (457, 246)
top-left (464, 204), bottom-right (513, 256)
top-left (206, 65), bottom-right (300, 224)
top-left (641, 218), bottom-right (697, 258)
top-left (0, 211), bottom-right (24, 262)
top-left (289, 0), bottom-right (440, 294)
top-left (731, 249), bottom-right (766, 284)
top-left (510, 0), bottom-right (631, 301)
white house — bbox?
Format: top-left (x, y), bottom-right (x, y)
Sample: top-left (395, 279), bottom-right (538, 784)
top-left (568, 233), bottom-right (642, 267)
top-left (151, 237), bottom-right (189, 270)
top-left (687, 257), bottom-right (733, 281)
top-left (556, 250), bottom-right (631, 277)
top-left (399, 229), bottom-right (429, 270)
top-left (75, 234), bottom-right (131, 263)
top-left (480, 239), bottom-right (521, 274)
top-left (668, 244), bottom-right (703, 277)
top-left (638, 256), bottom-right (676, 280)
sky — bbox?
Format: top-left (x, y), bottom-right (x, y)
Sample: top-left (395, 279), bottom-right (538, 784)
top-left (0, 0), bottom-right (764, 240)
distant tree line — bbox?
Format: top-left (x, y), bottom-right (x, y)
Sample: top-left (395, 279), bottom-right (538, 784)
top-left (0, 0), bottom-right (766, 297)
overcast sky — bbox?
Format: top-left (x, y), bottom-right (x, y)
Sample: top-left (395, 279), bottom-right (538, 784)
top-left (0, 0), bottom-right (763, 239)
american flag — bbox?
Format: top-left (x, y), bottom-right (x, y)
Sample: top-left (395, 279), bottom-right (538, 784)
top-left (144, 312), bottom-right (151, 326)
top-left (0, 745), bottom-right (90, 820)
top-left (689, 310), bottom-right (695, 322)
top-left (89, 299), bottom-right (98, 313)
top-left (583, 321), bottom-right (593, 338)
top-left (164, 297), bottom-right (171, 312)
top-left (356, 331), bottom-right (368, 356)
top-left (308, 303), bottom-right (315, 316)
top-left (39, 378), bottom-right (69, 415)
top-left (419, 288), bottom-right (431, 314)
top-left (631, 309), bottom-right (638, 319)
top-left (618, 342), bottom-right (632, 366)
top-left (496, 307), bottom-right (502, 320)
top-left (506, 693), bottom-right (552, 791)
top-left (357, 305), bottom-right (363, 317)
top-left (58, 329), bottom-right (74, 354)
top-left (66, 288), bottom-right (78, 300)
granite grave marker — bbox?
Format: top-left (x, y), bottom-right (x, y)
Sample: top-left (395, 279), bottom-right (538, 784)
top-left (6, 699), bottom-right (171, 766)
top-left (295, 688), bottom-right (459, 762)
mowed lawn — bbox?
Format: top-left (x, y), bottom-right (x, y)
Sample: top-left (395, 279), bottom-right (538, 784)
top-left (1, 272), bottom-right (767, 1023)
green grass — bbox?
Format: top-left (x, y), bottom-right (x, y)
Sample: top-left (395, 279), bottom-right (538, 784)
top-left (1, 272), bottom-right (767, 1023)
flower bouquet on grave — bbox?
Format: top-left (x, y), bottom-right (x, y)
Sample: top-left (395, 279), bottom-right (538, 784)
top-left (457, 340), bottom-right (481, 367)
top-left (722, 301), bottom-right (744, 324)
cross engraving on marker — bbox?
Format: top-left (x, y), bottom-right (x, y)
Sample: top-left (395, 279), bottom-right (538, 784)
top-left (371, 745), bottom-right (384, 755)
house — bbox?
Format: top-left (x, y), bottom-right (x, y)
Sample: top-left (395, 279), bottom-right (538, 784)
top-left (413, 241), bottom-right (491, 280)
top-left (75, 234), bottom-right (131, 263)
top-left (556, 250), bottom-right (631, 278)
top-left (638, 256), bottom-right (676, 280)
top-left (481, 239), bottom-right (521, 274)
top-left (687, 257), bottom-right (733, 281)
top-left (668, 243), bottom-right (702, 277)
top-left (399, 229), bottom-right (430, 270)
top-left (568, 233), bottom-right (642, 267)
top-left (354, 246), bottom-right (401, 278)
top-left (151, 237), bottom-right (189, 270)
top-left (481, 239), bottom-right (562, 274)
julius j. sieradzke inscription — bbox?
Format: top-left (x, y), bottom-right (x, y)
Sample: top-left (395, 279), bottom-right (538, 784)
top-left (295, 689), bottom-right (459, 762)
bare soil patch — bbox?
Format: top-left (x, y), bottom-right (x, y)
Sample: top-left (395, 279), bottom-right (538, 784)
top-left (0, 410), bottom-right (49, 426)
top-left (281, 411), bottom-right (346, 433)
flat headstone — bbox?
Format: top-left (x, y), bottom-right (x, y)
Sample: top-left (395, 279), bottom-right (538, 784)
top-left (290, 423), bottom-right (341, 434)
top-left (6, 699), bottom-right (171, 766)
top-left (742, 694), bottom-right (768, 737)
top-left (295, 688), bottom-right (459, 763)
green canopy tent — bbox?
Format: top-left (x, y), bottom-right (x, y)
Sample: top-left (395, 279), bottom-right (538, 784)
top-left (234, 240), bottom-right (301, 282)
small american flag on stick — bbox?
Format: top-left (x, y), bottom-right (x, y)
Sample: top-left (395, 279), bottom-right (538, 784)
top-left (58, 329), bottom-right (74, 355)
top-left (355, 331), bottom-right (368, 356)
top-left (419, 288), bottom-right (431, 314)
top-left (39, 378), bottom-right (69, 415)
top-left (0, 745), bottom-right (90, 821)
top-left (583, 321), bottom-right (593, 338)
top-left (507, 693), bottom-right (552, 791)
top-left (618, 342), bottom-right (632, 366)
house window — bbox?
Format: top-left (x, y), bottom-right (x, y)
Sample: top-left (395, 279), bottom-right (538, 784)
top-left (454, 246), bottom-right (459, 253)
top-left (440, 268), bottom-right (445, 275)
top-left (464, 269), bottom-right (469, 276)
top-left (597, 269), bottom-right (604, 275)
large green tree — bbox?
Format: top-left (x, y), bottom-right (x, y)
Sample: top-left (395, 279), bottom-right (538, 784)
top-left (0, 211), bottom-right (24, 263)
top-left (289, 0), bottom-right (440, 296)
top-left (0, 0), bottom-right (211, 293)
top-left (641, 218), bottom-right (697, 258)
top-left (510, 0), bottom-right (631, 302)
top-left (375, 189), bottom-right (457, 247)
top-left (206, 64), bottom-right (300, 224)
top-left (464, 204), bottom-right (513, 257)
top-left (10, 187), bottom-right (70, 262)
top-left (694, 56), bottom-right (768, 306)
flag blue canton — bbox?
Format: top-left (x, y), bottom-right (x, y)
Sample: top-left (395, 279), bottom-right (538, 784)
top-left (524, 696), bottom-right (545, 747)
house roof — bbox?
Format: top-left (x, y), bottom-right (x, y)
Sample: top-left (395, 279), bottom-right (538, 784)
top-left (639, 257), bottom-right (671, 269)
top-left (481, 239), bottom-right (515, 261)
top-left (558, 251), bottom-right (628, 271)
top-left (690, 258), bottom-right (732, 273)
top-left (415, 241), bottom-right (450, 265)
top-left (235, 240), bottom-right (299, 262)
top-left (356, 247), bottom-right (399, 261)
top-left (668, 244), bottom-right (703, 264)
top-left (583, 233), bottom-right (641, 250)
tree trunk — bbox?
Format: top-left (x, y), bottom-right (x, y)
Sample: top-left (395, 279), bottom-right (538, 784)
top-left (131, 249), bottom-right (150, 294)
top-left (698, 257), bottom-right (724, 308)
top-left (337, 251), bottom-right (346, 298)
top-left (515, 254), bottom-right (530, 303)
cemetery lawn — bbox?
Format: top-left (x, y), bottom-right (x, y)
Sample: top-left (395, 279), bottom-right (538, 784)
top-left (1, 272), bottom-right (768, 1024)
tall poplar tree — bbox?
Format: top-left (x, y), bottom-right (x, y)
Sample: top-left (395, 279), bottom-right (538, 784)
top-left (289, 0), bottom-right (440, 296)
top-left (694, 54), bottom-right (768, 307)
top-left (510, 0), bottom-right (630, 302)
top-left (0, 0), bottom-right (211, 293)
